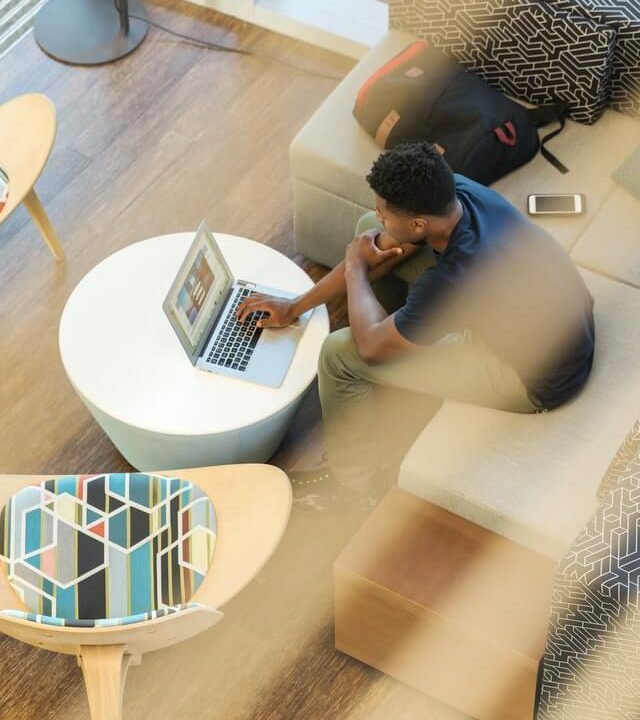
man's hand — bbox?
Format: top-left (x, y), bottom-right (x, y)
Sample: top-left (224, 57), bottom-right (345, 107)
top-left (236, 293), bottom-right (299, 328)
top-left (345, 231), bottom-right (403, 271)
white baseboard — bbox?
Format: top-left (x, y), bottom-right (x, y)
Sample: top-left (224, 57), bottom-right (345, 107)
top-left (188, 0), bottom-right (388, 59)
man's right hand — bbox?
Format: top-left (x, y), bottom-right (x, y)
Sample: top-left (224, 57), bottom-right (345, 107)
top-left (236, 293), bottom-right (300, 328)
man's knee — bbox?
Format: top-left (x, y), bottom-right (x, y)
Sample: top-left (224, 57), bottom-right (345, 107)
top-left (318, 328), bottom-right (360, 378)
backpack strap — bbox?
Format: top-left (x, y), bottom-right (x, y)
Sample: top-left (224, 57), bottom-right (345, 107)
top-left (528, 101), bottom-right (570, 175)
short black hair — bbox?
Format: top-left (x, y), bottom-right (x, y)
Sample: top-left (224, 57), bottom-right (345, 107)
top-left (366, 142), bottom-right (456, 216)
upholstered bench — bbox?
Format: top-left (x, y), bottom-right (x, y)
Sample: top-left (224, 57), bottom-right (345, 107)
top-left (291, 26), bottom-right (640, 720)
top-left (292, 28), bottom-right (640, 554)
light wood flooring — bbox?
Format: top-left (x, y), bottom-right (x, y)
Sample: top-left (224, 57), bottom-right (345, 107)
top-left (0, 4), bottom-right (467, 718)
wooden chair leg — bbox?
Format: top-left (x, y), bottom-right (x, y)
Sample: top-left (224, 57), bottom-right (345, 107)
top-left (22, 187), bottom-right (65, 261)
top-left (78, 645), bottom-right (134, 720)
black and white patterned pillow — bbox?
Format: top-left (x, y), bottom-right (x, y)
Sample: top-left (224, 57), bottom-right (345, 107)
top-left (536, 424), bottom-right (640, 720)
top-left (390, 0), bottom-right (618, 124)
top-left (556, 0), bottom-right (640, 117)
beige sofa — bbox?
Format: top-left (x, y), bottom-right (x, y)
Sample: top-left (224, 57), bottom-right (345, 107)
top-left (291, 28), bottom-right (640, 561)
top-left (291, 29), bottom-right (640, 720)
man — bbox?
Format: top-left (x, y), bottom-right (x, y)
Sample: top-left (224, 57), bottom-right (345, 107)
top-left (237, 142), bottom-right (595, 509)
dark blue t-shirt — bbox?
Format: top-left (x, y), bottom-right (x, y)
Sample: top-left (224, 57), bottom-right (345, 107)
top-left (394, 175), bottom-right (595, 410)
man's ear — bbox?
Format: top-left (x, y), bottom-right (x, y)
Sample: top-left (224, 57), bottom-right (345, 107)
top-left (412, 216), bottom-right (428, 236)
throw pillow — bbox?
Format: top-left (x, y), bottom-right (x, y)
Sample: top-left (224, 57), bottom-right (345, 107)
top-left (390, 0), bottom-right (617, 124)
top-left (556, 0), bottom-right (640, 117)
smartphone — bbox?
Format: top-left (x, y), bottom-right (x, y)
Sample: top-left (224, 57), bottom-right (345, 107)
top-left (527, 193), bottom-right (585, 216)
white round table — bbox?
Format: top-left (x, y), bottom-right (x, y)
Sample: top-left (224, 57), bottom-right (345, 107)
top-left (59, 233), bottom-right (330, 470)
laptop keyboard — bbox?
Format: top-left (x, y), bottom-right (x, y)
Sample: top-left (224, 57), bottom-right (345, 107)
top-left (206, 287), bottom-right (266, 372)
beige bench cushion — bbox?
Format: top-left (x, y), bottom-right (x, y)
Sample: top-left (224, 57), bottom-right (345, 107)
top-left (291, 29), bottom-right (640, 254)
top-left (491, 111), bottom-right (640, 252)
top-left (291, 30), bottom-right (415, 211)
top-left (571, 186), bottom-right (640, 288)
top-left (398, 269), bottom-right (640, 560)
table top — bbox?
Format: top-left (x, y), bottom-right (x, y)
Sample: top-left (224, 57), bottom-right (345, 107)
top-left (0, 94), bottom-right (56, 223)
top-left (0, 463), bottom-right (292, 614)
top-left (59, 232), bottom-right (330, 435)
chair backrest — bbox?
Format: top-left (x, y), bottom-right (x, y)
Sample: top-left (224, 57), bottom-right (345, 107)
top-left (0, 473), bottom-right (217, 622)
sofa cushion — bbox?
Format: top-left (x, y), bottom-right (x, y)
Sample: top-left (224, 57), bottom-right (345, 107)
top-left (291, 31), bottom-right (416, 214)
top-left (398, 269), bottom-right (640, 560)
top-left (571, 185), bottom-right (640, 287)
top-left (557, 0), bottom-right (640, 118)
top-left (390, 0), bottom-right (617, 124)
top-left (292, 30), bottom-right (640, 261)
top-left (490, 109), bottom-right (640, 252)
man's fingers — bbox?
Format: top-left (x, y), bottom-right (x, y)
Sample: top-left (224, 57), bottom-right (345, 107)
top-left (238, 302), bottom-right (267, 323)
top-left (237, 294), bottom-right (263, 311)
top-left (257, 314), bottom-right (279, 329)
top-left (236, 302), bottom-right (253, 321)
top-left (380, 247), bottom-right (403, 260)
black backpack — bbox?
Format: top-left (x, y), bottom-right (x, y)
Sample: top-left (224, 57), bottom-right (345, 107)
top-left (353, 41), bottom-right (568, 185)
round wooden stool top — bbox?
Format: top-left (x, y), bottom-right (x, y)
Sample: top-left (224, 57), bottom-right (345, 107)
top-left (0, 93), bottom-right (57, 224)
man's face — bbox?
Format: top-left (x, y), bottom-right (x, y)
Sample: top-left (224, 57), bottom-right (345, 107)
top-left (374, 195), bottom-right (428, 244)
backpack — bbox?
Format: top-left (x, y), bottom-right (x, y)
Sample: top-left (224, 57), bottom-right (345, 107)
top-left (353, 41), bottom-right (568, 185)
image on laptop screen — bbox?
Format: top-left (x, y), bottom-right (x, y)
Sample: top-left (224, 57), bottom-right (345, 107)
top-left (177, 249), bottom-right (215, 326)
top-left (163, 223), bottom-right (233, 362)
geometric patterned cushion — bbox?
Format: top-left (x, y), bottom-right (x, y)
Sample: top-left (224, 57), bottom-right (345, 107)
top-left (390, 0), bottom-right (618, 124)
top-left (0, 603), bottom-right (206, 628)
top-left (0, 165), bottom-right (9, 213)
top-left (0, 474), bottom-right (217, 622)
top-left (536, 423), bottom-right (640, 719)
top-left (556, 0), bottom-right (640, 118)
top-left (598, 419), bottom-right (640, 500)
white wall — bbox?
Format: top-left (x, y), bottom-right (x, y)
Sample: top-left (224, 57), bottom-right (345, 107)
top-left (187, 0), bottom-right (388, 59)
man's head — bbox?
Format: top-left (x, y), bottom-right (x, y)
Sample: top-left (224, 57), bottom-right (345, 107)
top-left (366, 142), bottom-right (457, 245)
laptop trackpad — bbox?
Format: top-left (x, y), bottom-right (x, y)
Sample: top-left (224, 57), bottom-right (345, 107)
top-left (256, 326), bottom-right (301, 364)
top-left (247, 325), bottom-right (302, 388)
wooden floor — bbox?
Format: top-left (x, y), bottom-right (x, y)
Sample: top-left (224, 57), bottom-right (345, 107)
top-left (0, 4), bottom-right (466, 718)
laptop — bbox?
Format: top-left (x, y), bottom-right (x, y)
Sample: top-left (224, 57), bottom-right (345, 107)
top-left (163, 222), bottom-right (312, 388)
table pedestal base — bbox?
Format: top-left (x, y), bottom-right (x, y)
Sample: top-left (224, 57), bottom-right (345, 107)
top-left (80, 389), bottom-right (307, 470)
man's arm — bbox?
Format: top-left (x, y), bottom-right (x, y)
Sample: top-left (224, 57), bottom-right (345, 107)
top-left (345, 240), bottom-right (421, 363)
top-left (292, 238), bottom-right (417, 315)
top-left (237, 232), bottom-right (421, 327)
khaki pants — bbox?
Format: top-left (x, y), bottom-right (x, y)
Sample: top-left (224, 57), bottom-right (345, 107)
top-left (318, 212), bottom-right (538, 490)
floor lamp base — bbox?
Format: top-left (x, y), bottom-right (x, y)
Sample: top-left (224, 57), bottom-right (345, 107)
top-left (34, 0), bottom-right (149, 66)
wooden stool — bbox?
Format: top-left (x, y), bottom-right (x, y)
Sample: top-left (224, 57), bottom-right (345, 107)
top-left (334, 487), bottom-right (557, 720)
top-left (0, 93), bottom-right (64, 260)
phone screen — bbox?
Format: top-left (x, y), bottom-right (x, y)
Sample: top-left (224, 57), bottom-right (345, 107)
top-left (535, 195), bottom-right (577, 212)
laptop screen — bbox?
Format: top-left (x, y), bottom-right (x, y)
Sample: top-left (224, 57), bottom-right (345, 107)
top-left (163, 222), bottom-right (234, 363)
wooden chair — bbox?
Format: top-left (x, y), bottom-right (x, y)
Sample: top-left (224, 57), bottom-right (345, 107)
top-left (0, 94), bottom-right (65, 260)
top-left (0, 464), bottom-right (291, 720)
